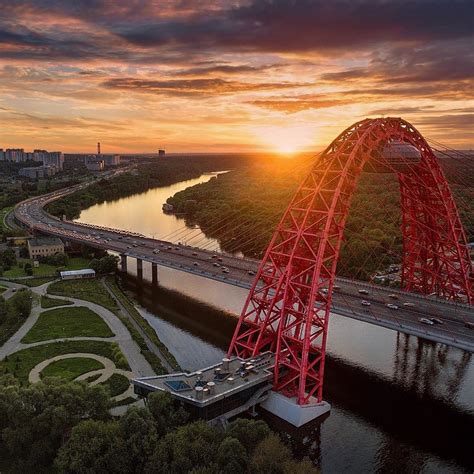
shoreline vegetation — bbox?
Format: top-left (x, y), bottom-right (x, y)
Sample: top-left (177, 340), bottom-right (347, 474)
top-left (166, 154), bottom-right (474, 280)
top-left (45, 155), bottom-right (251, 220)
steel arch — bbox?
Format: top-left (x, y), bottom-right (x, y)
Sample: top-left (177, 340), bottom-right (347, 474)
top-left (228, 117), bottom-right (473, 405)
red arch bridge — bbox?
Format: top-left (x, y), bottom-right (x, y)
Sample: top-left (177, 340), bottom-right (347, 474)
top-left (14, 118), bottom-right (473, 427)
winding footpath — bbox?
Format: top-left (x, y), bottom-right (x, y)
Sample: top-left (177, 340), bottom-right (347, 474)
top-left (0, 278), bottom-right (158, 407)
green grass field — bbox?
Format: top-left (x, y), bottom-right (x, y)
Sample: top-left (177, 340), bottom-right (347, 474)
top-left (3, 257), bottom-right (91, 278)
top-left (0, 340), bottom-right (130, 383)
top-left (105, 277), bottom-right (179, 370)
top-left (0, 206), bottom-right (13, 232)
top-left (48, 279), bottom-right (119, 314)
top-left (21, 306), bottom-right (114, 343)
top-left (100, 373), bottom-right (130, 397)
top-left (41, 357), bottom-right (104, 382)
top-left (11, 277), bottom-right (56, 287)
top-left (0, 287), bottom-right (6, 295)
top-left (40, 295), bottom-right (74, 308)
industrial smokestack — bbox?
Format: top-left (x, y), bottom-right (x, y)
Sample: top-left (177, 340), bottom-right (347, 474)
top-left (97, 142), bottom-right (101, 155)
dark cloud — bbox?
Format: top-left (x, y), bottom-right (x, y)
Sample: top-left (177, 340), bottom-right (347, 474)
top-left (117, 0), bottom-right (474, 52)
top-left (177, 64), bottom-right (278, 76)
top-left (102, 77), bottom-right (308, 96)
top-left (319, 39), bottom-right (474, 86)
top-left (416, 114), bottom-right (474, 129)
top-left (0, 0), bottom-right (472, 62)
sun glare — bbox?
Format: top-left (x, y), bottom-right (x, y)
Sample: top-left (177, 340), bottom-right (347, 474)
top-left (255, 124), bottom-right (317, 155)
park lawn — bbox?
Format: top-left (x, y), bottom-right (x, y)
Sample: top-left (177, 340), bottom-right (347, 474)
top-left (40, 295), bottom-right (74, 308)
top-left (0, 287), bottom-right (6, 294)
top-left (48, 279), bottom-right (119, 314)
top-left (41, 357), bottom-right (104, 382)
top-left (11, 277), bottom-right (56, 287)
top-left (0, 340), bottom-right (130, 383)
top-left (100, 373), bottom-right (130, 397)
top-left (0, 206), bottom-right (13, 232)
top-left (4, 257), bottom-right (91, 278)
top-left (21, 306), bottom-right (115, 343)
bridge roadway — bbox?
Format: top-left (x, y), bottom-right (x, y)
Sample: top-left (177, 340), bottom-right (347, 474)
top-left (13, 181), bottom-right (474, 353)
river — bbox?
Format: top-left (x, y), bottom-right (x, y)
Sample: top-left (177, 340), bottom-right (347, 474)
top-left (77, 172), bottom-right (474, 473)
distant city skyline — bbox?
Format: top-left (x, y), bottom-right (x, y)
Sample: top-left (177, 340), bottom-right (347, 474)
top-left (0, 0), bottom-right (472, 153)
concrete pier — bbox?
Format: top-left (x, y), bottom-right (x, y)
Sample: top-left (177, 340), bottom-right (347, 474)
top-left (152, 262), bottom-right (158, 286)
top-left (120, 254), bottom-right (127, 273)
top-left (137, 258), bottom-right (143, 282)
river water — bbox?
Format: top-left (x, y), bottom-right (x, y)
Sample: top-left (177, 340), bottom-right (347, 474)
top-left (77, 173), bottom-right (474, 473)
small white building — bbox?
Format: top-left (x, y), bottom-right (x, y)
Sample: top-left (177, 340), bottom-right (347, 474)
top-left (59, 269), bottom-right (96, 280)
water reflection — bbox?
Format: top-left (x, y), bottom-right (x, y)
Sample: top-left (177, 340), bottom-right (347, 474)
top-left (79, 176), bottom-right (473, 472)
top-left (77, 173), bottom-right (224, 251)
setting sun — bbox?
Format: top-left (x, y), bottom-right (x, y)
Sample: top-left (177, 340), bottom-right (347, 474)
top-left (254, 123), bottom-right (318, 155)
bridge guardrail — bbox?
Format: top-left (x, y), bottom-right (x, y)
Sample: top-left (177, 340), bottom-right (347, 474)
top-left (336, 276), bottom-right (472, 310)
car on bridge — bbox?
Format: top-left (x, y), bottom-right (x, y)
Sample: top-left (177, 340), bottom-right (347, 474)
top-left (361, 300), bottom-right (371, 306)
top-left (386, 303), bottom-right (399, 310)
top-left (420, 318), bottom-right (434, 326)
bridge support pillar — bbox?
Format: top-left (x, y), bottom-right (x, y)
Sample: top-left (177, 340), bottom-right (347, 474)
top-left (260, 392), bottom-right (331, 428)
top-left (152, 263), bottom-right (158, 287)
top-left (136, 258), bottom-right (143, 282)
top-left (120, 254), bottom-right (127, 273)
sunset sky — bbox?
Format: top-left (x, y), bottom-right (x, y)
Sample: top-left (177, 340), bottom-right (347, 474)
top-left (0, 0), bottom-right (472, 153)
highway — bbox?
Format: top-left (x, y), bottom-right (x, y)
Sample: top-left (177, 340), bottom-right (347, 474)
top-left (13, 179), bottom-right (474, 353)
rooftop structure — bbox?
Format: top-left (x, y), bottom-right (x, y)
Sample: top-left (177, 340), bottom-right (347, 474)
top-left (27, 237), bottom-right (64, 259)
top-left (59, 268), bottom-right (96, 280)
top-left (133, 353), bottom-right (274, 424)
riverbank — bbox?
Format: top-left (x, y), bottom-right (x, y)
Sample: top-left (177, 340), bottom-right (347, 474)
top-left (166, 154), bottom-right (474, 280)
top-left (45, 155), bottom-right (248, 220)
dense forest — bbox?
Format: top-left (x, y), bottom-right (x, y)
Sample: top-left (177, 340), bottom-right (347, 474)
top-left (168, 153), bottom-right (474, 281)
top-left (0, 376), bottom-right (316, 473)
top-left (46, 155), bottom-right (252, 220)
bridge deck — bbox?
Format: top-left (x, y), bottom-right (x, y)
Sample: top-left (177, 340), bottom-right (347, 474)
top-left (13, 180), bottom-right (474, 353)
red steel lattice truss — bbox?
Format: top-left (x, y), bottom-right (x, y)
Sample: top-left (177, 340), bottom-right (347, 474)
top-left (228, 117), bottom-right (473, 405)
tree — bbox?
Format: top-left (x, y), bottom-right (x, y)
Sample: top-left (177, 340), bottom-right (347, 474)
top-left (7, 289), bottom-right (32, 319)
top-left (145, 421), bottom-right (221, 473)
top-left (0, 377), bottom-right (110, 471)
top-left (216, 436), bottom-right (248, 474)
top-left (55, 420), bottom-right (129, 473)
top-left (250, 433), bottom-right (319, 474)
top-left (118, 407), bottom-right (158, 473)
top-left (147, 391), bottom-right (188, 437)
top-left (0, 248), bottom-right (16, 270)
top-left (89, 255), bottom-right (119, 274)
top-left (24, 262), bottom-right (33, 276)
top-left (226, 418), bottom-right (271, 454)
top-left (0, 296), bottom-right (7, 324)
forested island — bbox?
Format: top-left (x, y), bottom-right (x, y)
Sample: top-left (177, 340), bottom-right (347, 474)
top-left (167, 153), bottom-right (474, 280)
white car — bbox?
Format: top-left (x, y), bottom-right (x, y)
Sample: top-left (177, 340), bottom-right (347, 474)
top-left (386, 303), bottom-right (399, 310)
top-left (358, 289), bottom-right (369, 295)
top-left (361, 300), bottom-right (371, 306)
top-left (420, 317), bottom-right (434, 326)
top-left (403, 302), bottom-right (415, 307)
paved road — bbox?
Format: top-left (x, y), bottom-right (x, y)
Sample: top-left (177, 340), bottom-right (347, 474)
top-left (13, 180), bottom-right (474, 352)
